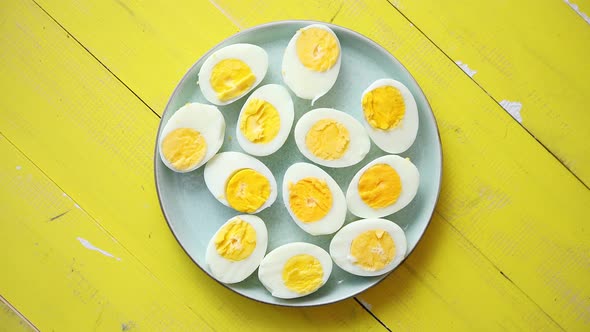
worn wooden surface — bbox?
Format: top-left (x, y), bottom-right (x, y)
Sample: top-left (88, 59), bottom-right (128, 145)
top-left (0, 0), bottom-right (588, 330)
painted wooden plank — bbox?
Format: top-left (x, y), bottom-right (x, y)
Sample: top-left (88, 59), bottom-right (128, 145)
top-left (0, 1), bottom-right (384, 330)
top-left (384, 0), bottom-right (590, 185)
top-left (357, 213), bottom-right (562, 331)
top-left (0, 297), bottom-right (38, 332)
top-left (7, 0), bottom-right (589, 330)
top-left (0, 135), bottom-right (216, 331)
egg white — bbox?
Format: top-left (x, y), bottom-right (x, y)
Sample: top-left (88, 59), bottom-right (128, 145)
top-left (282, 163), bottom-right (346, 235)
top-left (346, 155), bottom-right (420, 218)
top-left (361, 79), bottom-right (419, 153)
top-left (198, 43), bottom-right (269, 105)
top-left (236, 84), bottom-right (294, 156)
top-left (158, 102), bottom-right (225, 173)
top-left (329, 218), bottom-right (407, 277)
top-left (203, 151), bottom-right (278, 213)
top-left (294, 108), bottom-right (370, 168)
top-left (205, 214), bottom-right (268, 284)
top-left (282, 24), bottom-right (341, 105)
top-left (258, 242), bottom-right (332, 299)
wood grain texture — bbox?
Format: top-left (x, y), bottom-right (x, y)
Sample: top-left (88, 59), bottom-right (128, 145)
top-left (0, 297), bottom-right (37, 332)
top-left (385, 0), bottom-right (590, 185)
top-left (0, 1), bottom-right (383, 331)
top-left (1, 0), bottom-right (588, 330)
top-left (0, 135), bottom-right (215, 331)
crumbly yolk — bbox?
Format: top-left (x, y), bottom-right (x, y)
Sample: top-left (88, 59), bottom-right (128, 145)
top-left (239, 98), bottom-right (280, 144)
top-left (289, 177), bottom-right (333, 223)
top-left (210, 59), bottom-right (256, 101)
top-left (214, 218), bottom-right (256, 261)
top-left (296, 27), bottom-right (340, 72)
top-left (225, 168), bottom-right (271, 213)
top-left (282, 254), bottom-right (324, 294)
top-left (161, 128), bottom-right (207, 170)
top-left (358, 164), bottom-right (402, 209)
top-left (305, 119), bottom-right (350, 160)
top-left (362, 86), bottom-right (406, 130)
top-left (351, 230), bottom-right (395, 271)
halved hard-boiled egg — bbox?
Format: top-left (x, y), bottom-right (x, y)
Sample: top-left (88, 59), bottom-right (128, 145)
top-left (282, 24), bottom-right (341, 104)
top-left (204, 152), bottom-right (277, 214)
top-left (294, 108), bottom-right (370, 168)
top-left (205, 215), bottom-right (268, 284)
top-left (361, 79), bottom-right (419, 153)
top-left (258, 242), bottom-right (332, 299)
top-left (347, 155), bottom-right (419, 218)
top-left (330, 218), bottom-right (407, 276)
top-left (282, 163), bottom-right (346, 235)
top-left (198, 44), bottom-right (268, 105)
top-left (158, 102), bottom-right (225, 173)
top-left (236, 84), bottom-right (294, 156)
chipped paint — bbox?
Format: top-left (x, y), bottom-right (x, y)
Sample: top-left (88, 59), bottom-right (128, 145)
top-left (357, 297), bottom-right (373, 310)
top-left (74, 203), bottom-right (81, 209)
top-left (15, 166), bottom-right (21, 170)
top-left (208, 0), bottom-right (243, 29)
top-left (77, 237), bottom-right (121, 261)
top-left (499, 100), bottom-right (523, 123)
top-left (564, 0), bottom-right (590, 24)
top-left (456, 61), bottom-right (477, 77)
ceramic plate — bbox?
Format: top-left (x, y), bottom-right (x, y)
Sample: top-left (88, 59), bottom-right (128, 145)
top-left (155, 20), bottom-right (442, 306)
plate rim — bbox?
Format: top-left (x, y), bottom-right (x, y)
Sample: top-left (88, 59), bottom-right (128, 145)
top-left (153, 19), bottom-right (443, 307)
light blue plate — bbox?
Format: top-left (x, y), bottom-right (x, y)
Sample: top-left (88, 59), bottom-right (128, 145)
top-left (155, 21), bottom-right (442, 306)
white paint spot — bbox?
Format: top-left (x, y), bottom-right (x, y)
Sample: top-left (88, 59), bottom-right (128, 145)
top-left (499, 100), bottom-right (523, 123)
top-left (62, 193), bottom-right (68, 198)
top-left (337, 279), bottom-right (344, 284)
top-left (564, 0), bottom-right (590, 24)
top-left (358, 297), bottom-right (373, 310)
top-left (15, 166), bottom-right (22, 170)
top-left (77, 237), bottom-right (121, 261)
top-left (455, 61), bottom-right (477, 77)
top-left (208, 0), bottom-right (243, 29)
top-left (74, 203), bottom-right (81, 209)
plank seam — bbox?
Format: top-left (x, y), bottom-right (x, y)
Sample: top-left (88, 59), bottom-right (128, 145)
top-left (353, 297), bottom-right (392, 331)
top-left (0, 295), bottom-right (39, 332)
top-left (433, 211), bottom-right (566, 331)
top-left (30, 0), bottom-right (161, 120)
top-left (383, 0), bottom-right (589, 190)
top-left (0, 130), bottom-right (217, 331)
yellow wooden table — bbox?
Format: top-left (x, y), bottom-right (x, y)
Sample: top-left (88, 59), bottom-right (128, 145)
top-left (1, 0), bottom-right (588, 330)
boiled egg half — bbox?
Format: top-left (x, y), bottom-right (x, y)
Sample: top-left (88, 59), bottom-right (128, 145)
top-left (361, 79), bottom-right (419, 153)
top-left (347, 155), bottom-right (419, 218)
top-left (294, 108), bottom-right (370, 168)
top-left (204, 152), bottom-right (277, 214)
top-left (236, 84), bottom-right (294, 156)
top-left (258, 242), bottom-right (332, 299)
top-left (205, 215), bottom-right (268, 284)
top-left (158, 102), bottom-right (225, 173)
top-left (282, 24), bottom-right (341, 104)
top-left (330, 218), bottom-right (407, 276)
top-left (198, 43), bottom-right (268, 105)
top-left (282, 162), bottom-right (346, 235)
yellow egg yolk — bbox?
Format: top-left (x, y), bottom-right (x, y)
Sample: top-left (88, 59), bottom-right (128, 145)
top-left (289, 177), bottom-right (333, 223)
top-left (161, 128), bottom-right (207, 171)
top-left (239, 98), bottom-right (280, 144)
top-left (351, 230), bottom-right (395, 271)
top-left (362, 86), bottom-right (406, 130)
top-left (282, 254), bottom-right (324, 294)
top-left (225, 168), bottom-right (271, 213)
top-left (358, 164), bottom-right (402, 209)
top-left (210, 59), bottom-right (256, 102)
top-left (305, 119), bottom-right (350, 160)
top-left (214, 218), bottom-right (256, 261)
top-left (296, 27), bottom-right (340, 72)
